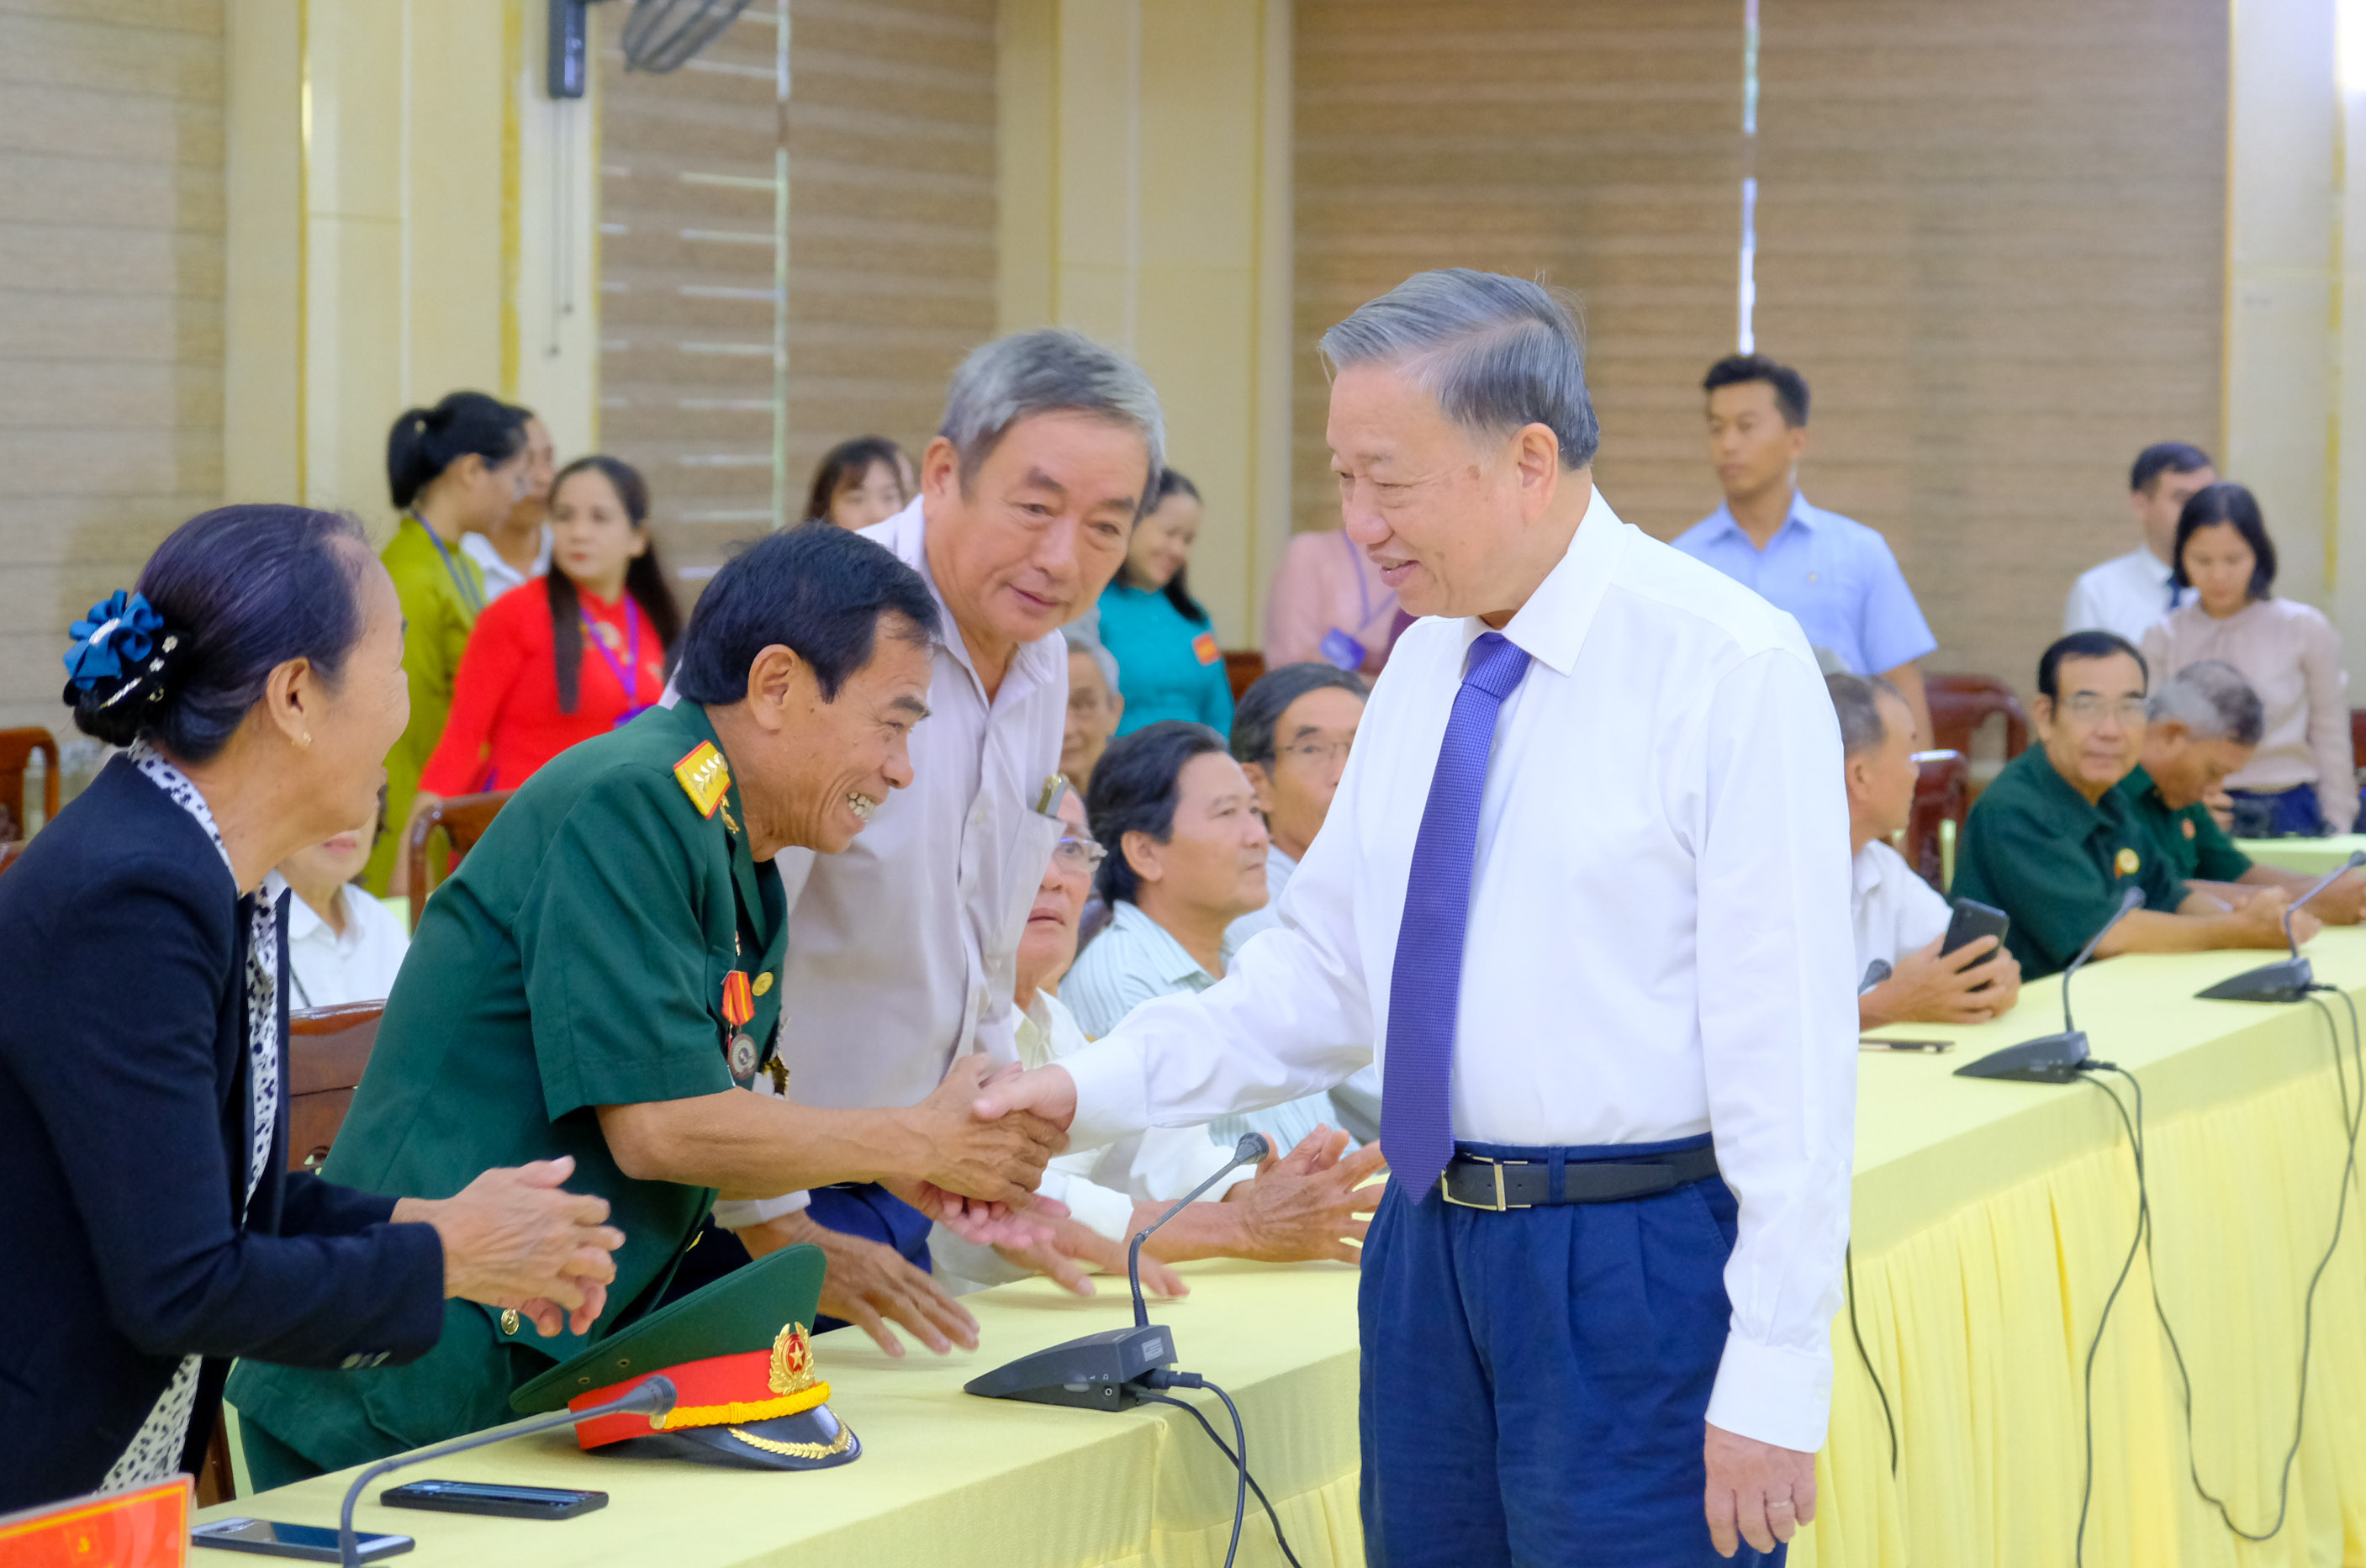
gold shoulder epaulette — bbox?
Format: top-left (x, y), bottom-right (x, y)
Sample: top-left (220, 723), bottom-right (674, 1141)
top-left (673, 742), bottom-right (731, 819)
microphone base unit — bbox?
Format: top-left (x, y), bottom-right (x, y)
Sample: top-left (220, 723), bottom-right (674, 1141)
top-left (963, 1324), bottom-right (1180, 1412)
top-left (2194, 956), bottom-right (2313, 1006)
top-left (1956, 1029), bottom-right (2091, 1085)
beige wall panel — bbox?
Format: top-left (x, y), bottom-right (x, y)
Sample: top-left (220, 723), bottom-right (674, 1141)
top-left (0, 0), bottom-right (226, 733)
top-left (599, 0), bottom-right (996, 573)
top-left (1754, 0), bottom-right (2225, 694)
top-left (1294, 1), bottom-right (1743, 551)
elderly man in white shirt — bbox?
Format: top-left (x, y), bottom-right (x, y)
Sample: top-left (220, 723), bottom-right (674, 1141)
top-left (1827, 673), bottom-right (2021, 1030)
top-left (707, 329), bottom-right (1164, 1355)
top-left (979, 270), bottom-right (1856, 1565)
top-left (2062, 441), bottom-right (2215, 644)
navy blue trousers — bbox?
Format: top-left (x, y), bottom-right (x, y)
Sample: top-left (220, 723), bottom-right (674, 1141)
top-left (2231, 783), bottom-right (2325, 837)
top-left (1358, 1134), bottom-right (1785, 1568)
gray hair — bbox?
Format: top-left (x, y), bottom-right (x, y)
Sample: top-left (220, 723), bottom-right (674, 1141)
top-left (1318, 268), bottom-right (1601, 469)
top-left (1062, 626), bottom-right (1121, 695)
top-left (2147, 659), bottom-right (2264, 747)
top-left (1827, 671), bottom-right (1906, 757)
top-left (939, 328), bottom-right (1165, 513)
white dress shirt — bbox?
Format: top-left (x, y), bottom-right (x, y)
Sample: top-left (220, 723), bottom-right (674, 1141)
top-left (1849, 840), bottom-right (1951, 984)
top-left (932, 986), bottom-right (1252, 1291)
top-left (461, 526), bottom-right (553, 602)
top-left (711, 499), bottom-right (1068, 1228)
top-left (2063, 544), bottom-right (2186, 647)
top-left (1056, 490), bottom-right (1858, 1454)
top-left (265, 873), bottom-right (412, 1010)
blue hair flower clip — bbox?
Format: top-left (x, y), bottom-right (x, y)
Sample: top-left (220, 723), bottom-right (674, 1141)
top-left (64, 590), bottom-right (167, 692)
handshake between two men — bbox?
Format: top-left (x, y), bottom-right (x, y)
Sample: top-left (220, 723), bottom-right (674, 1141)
top-left (732, 1052), bottom-right (1387, 1357)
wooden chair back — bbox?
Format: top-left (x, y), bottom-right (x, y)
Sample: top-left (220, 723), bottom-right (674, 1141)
top-left (285, 1001), bottom-right (383, 1174)
top-left (1903, 749), bottom-right (1969, 895)
top-left (1925, 674), bottom-right (2029, 763)
top-left (1223, 649), bottom-right (1266, 703)
top-left (0, 726), bottom-right (60, 842)
top-left (403, 789), bottom-right (512, 929)
top-left (2351, 710), bottom-right (2366, 779)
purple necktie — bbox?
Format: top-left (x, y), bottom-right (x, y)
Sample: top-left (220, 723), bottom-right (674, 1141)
top-left (1381, 631), bottom-right (1534, 1201)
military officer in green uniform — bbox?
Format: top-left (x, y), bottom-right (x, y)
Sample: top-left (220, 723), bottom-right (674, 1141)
top-left (1953, 631), bottom-right (2313, 979)
top-left (2116, 659), bottom-right (2366, 921)
top-left (228, 525), bottom-right (1065, 1485)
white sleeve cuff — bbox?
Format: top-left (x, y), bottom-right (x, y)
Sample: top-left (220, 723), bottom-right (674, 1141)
top-left (1038, 1167), bottom-right (1138, 1243)
top-left (1059, 1037), bottom-right (1150, 1151)
top-left (1704, 1333), bottom-right (1834, 1454)
top-left (711, 1190), bottom-right (811, 1231)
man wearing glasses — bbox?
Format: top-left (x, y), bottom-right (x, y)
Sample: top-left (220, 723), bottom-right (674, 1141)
top-left (1952, 631), bottom-right (2315, 978)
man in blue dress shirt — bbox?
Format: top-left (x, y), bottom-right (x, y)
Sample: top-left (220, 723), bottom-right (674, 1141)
top-left (980, 272), bottom-right (1856, 1565)
top-left (1674, 354), bottom-right (1937, 746)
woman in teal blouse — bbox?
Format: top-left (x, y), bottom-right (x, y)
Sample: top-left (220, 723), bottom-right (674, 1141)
top-left (1097, 469), bottom-right (1233, 735)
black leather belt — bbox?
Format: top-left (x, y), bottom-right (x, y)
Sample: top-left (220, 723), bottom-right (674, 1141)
top-left (1439, 1146), bottom-right (1721, 1211)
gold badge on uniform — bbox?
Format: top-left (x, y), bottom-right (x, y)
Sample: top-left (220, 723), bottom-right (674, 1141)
top-left (673, 742), bottom-right (731, 819)
top-left (2183, 819), bottom-right (2198, 839)
top-left (2115, 847), bottom-right (2140, 876)
top-left (728, 1033), bottom-right (759, 1079)
top-left (753, 971), bottom-right (774, 996)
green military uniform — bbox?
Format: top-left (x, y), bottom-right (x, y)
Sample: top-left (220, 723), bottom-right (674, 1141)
top-left (227, 700), bottom-right (790, 1475)
top-left (1952, 747), bottom-right (2186, 979)
top-left (365, 515), bottom-right (487, 892)
top-left (2114, 764), bottom-right (2255, 886)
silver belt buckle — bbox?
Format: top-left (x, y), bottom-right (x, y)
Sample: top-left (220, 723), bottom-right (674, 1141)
top-left (1439, 1154), bottom-right (1531, 1212)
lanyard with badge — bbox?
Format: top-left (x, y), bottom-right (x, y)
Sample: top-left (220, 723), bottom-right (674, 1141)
top-left (580, 597), bottom-right (651, 727)
top-left (1320, 530), bottom-right (1397, 672)
top-left (412, 512), bottom-right (487, 616)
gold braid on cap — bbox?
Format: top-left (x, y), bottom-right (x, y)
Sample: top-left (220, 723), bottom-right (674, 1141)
top-left (726, 1423), bottom-right (854, 1460)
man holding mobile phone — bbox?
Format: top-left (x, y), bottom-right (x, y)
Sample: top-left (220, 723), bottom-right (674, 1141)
top-left (1827, 673), bottom-right (2022, 1027)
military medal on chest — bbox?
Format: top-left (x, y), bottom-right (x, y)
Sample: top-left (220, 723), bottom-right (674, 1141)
top-left (722, 969), bottom-right (758, 1079)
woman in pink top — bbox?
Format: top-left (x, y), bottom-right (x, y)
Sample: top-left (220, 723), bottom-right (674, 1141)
top-left (2142, 483), bottom-right (2355, 835)
top-left (1261, 528), bottom-right (1402, 676)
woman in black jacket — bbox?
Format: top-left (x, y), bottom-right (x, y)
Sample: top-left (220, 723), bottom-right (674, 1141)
top-left (0, 504), bottom-right (626, 1510)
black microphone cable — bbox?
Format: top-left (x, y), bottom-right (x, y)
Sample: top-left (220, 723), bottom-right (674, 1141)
top-left (1138, 1375), bottom-right (1305, 1568)
top-left (1138, 1370), bottom-right (1268, 1568)
top-left (1841, 1242), bottom-right (1898, 1476)
top-left (2071, 991), bottom-right (2366, 1564)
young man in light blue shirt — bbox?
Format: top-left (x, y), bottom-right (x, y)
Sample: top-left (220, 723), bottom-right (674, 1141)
top-left (1674, 353), bottom-right (1938, 744)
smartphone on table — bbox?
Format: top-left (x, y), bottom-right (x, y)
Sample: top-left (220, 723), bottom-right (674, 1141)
top-left (192, 1518), bottom-right (413, 1560)
top-left (378, 1480), bottom-right (607, 1519)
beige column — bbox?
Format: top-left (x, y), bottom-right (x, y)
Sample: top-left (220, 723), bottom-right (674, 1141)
top-left (996, 0), bottom-right (1293, 648)
top-left (224, 0), bottom-right (598, 530)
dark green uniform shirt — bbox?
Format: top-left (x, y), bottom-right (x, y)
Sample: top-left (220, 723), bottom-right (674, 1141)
top-left (2113, 764), bottom-right (2254, 886)
top-left (1952, 747), bottom-right (2186, 979)
top-left (226, 701), bottom-right (789, 1470)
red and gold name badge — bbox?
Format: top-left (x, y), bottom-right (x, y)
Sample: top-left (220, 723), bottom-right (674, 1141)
top-left (1191, 631), bottom-right (1221, 666)
top-left (0, 1476), bottom-right (189, 1566)
top-left (673, 742), bottom-right (731, 819)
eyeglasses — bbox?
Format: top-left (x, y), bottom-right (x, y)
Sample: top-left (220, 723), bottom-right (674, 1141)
top-left (2058, 695), bottom-right (2147, 725)
top-left (1053, 835), bottom-right (1106, 873)
top-left (1279, 738), bottom-right (1354, 768)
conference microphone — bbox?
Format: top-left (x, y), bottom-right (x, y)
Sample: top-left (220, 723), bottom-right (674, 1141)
top-left (334, 1375), bottom-right (678, 1566)
top-left (1957, 887), bottom-right (2145, 1084)
top-left (967, 1132), bottom-right (1275, 1412)
top-left (2194, 849), bottom-right (2365, 1004)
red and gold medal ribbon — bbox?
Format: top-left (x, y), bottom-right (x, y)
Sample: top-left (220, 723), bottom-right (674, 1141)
top-left (721, 970), bottom-right (755, 1031)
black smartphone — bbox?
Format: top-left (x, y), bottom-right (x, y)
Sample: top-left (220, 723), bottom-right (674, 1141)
top-left (192, 1518), bottom-right (414, 1561)
top-left (1941, 897), bottom-right (2010, 958)
top-left (1860, 1038), bottom-right (1956, 1054)
top-left (378, 1480), bottom-right (608, 1520)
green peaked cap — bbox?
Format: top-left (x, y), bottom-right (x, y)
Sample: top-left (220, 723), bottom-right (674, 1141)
top-left (510, 1241), bottom-right (827, 1415)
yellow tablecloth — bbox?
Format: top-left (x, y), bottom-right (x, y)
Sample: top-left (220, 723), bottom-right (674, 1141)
top-left (2242, 834), bottom-right (2366, 876)
top-left (200, 938), bottom-right (2366, 1567)
top-left (211, 1261), bottom-right (1365, 1567)
top-left (1828, 932), bottom-right (2366, 1568)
